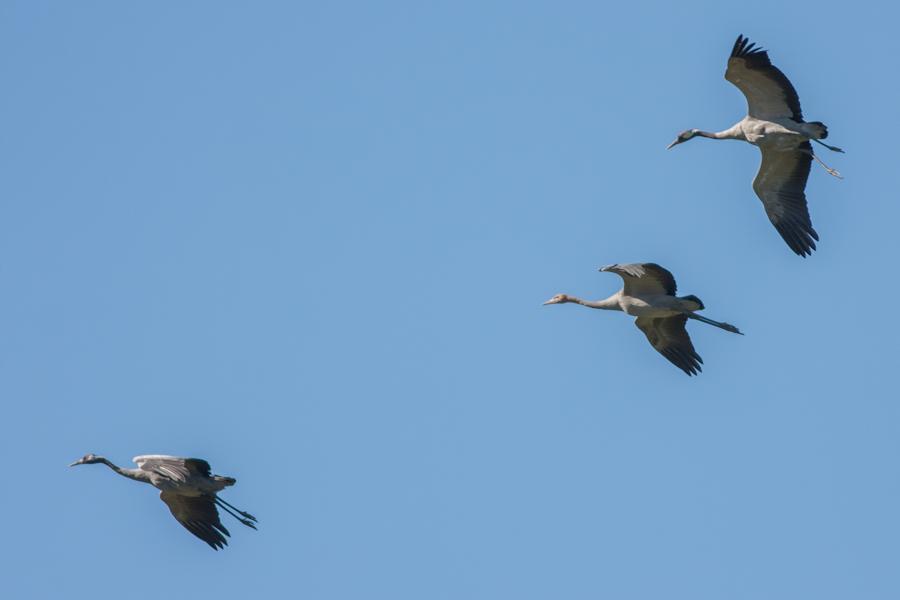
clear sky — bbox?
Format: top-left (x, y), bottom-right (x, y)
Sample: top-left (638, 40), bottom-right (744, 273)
top-left (3, 1), bottom-right (899, 598)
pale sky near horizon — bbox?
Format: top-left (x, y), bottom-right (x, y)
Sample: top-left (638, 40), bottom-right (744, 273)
top-left (3, 1), bottom-right (900, 598)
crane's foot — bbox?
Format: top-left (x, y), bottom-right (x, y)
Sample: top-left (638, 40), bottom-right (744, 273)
top-left (803, 148), bottom-right (844, 179)
top-left (813, 138), bottom-right (845, 153)
top-left (240, 518), bottom-right (258, 530)
top-left (216, 496), bottom-right (258, 522)
top-left (721, 322), bottom-right (744, 335)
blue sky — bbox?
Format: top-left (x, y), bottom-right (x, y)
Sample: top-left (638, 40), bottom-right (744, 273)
top-left (3, 1), bottom-right (899, 598)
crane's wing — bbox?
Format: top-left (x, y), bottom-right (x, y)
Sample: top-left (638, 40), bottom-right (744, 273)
top-left (159, 491), bottom-right (230, 550)
top-left (600, 263), bottom-right (677, 297)
top-left (752, 143), bottom-right (818, 256)
top-left (634, 315), bottom-right (703, 376)
top-left (133, 455), bottom-right (212, 482)
top-left (725, 35), bottom-right (802, 121)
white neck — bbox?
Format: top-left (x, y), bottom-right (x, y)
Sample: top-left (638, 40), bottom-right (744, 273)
top-left (99, 458), bottom-right (152, 484)
top-left (568, 294), bottom-right (621, 311)
top-left (702, 123), bottom-right (745, 141)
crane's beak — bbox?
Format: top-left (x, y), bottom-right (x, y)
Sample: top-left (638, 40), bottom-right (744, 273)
top-left (543, 296), bottom-right (561, 305)
top-left (69, 458), bottom-right (85, 467)
top-left (666, 138), bottom-right (682, 150)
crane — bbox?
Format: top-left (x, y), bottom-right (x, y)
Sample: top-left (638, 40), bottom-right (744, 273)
top-left (667, 34), bottom-right (843, 257)
top-left (70, 453), bottom-right (257, 550)
top-left (543, 263), bottom-right (742, 376)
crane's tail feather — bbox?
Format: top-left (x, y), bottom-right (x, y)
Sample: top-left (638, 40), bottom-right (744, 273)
top-left (687, 313), bottom-right (743, 335)
top-left (806, 121), bottom-right (828, 139)
top-left (679, 294), bottom-right (704, 310)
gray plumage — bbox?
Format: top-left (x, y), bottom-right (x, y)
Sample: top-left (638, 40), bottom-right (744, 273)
top-left (727, 35), bottom-right (802, 121)
top-left (544, 263), bottom-right (742, 376)
top-left (634, 314), bottom-right (702, 376)
top-left (753, 142), bottom-right (815, 255)
top-left (70, 453), bottom-right (257, 550)
top-left (667, 34), bottom-right (843, 257)
top-left (602, 263), bottom-right (677, 297)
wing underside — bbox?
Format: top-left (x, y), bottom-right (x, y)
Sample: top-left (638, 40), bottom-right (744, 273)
top-left (634, 315), bottom-right (703, 376)
top-left (160, 491), bottom-right (231, 550)
top-left (752, 143), bottom-right (817, 256)
top-left (725, 35), bottom-right (802, 121)
top-left (600, 263), bottom-right (677, 297)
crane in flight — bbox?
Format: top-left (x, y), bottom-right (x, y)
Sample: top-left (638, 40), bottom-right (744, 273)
top-left (544, 263), bottom-right (742, 376)
top-left (667, 35), bottom-right (843, 257)
top-left (70, 453), bottom-right (257, 550)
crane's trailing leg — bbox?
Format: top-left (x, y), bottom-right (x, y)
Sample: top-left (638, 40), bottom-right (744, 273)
top-left (813, 138), bottom-right (844, 153)
top-left (801, 148), bottom-right (843, 179)
top-left (215, 498), bottom-right (258, 529)
top-left (686, 313), bottom-right (743, 335)
top-left (216, 496), bottom-right (258, 522)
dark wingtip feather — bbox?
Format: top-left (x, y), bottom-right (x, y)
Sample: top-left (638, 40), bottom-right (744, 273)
top-left (661, 347), bottom-right (703, 376)
top-left (731, 34), bottom-right (767, 60)
top-left (776, 222), bottom-right (818, 257)
top-left (184, 518), bottom-right (230, 550)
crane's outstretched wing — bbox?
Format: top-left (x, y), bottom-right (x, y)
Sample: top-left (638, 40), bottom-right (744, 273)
top-left (159, 491), bottom-right (230, 550)
top-left (725, 35), bottom-right (802, 121)
top-left (634, 315), bottom-right (703, 376)
top-left (600, 263), bottom-right (677, 297)
top-left (752, 143), bottom-right (818, 256)
top-left (133, 455), bottom-right (212, 482)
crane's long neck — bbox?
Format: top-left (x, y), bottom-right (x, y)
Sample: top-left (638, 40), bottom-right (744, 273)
top-left (695, 124), bottom-right (745, 141)
top-left (99, 458), bottom-right (151, 484)
top-left (568, 294), bottom-right (621, 311)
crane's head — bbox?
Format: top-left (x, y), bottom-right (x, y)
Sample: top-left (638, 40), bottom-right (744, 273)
top-left (666, 129), bottom-right (699, 150)
top-left (543, 294), bottom-right (570, 306)
top-left (70, 453), bottom-right (102, 467)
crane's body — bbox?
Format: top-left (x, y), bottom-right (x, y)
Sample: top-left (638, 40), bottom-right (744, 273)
top-left (70, 453), bottom-right (257, 550)
top-left (668, 35), bottom-right (843, 257)
top-left (704, 117), bottom-right (824, 147)
top-left (544, 263), bottom-right (742, 376)
top-left (583, 289), bottom-right (701, 318)
top-left (742, 118), bottom-right (822, 148)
